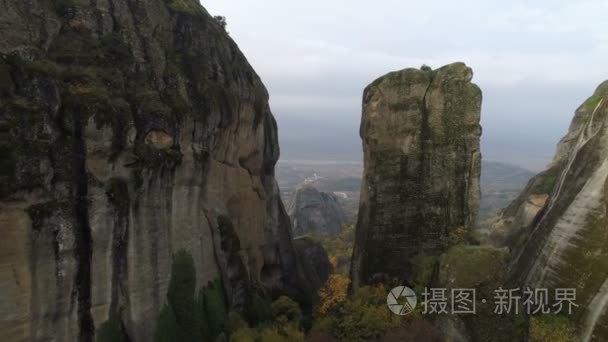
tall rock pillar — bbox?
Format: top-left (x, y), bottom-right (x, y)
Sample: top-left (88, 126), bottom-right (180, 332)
top-left (350, 63), bottom-right (482, 290)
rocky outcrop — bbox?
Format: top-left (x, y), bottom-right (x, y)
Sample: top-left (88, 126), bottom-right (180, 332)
top-left (350, 63), bottom-right (482, 291)
top-left (286, 185), bottom-right (347, 237)
top-left (293, 236), bottom-right (332, 290)
top-left (0, 1), bottom-right (309, 341)
top-left (436, 245), bottom-right (522, 342)
top-left (491, 81), bottom-right (608, 341)
top-left (478, 193), bottom-right (548, 246)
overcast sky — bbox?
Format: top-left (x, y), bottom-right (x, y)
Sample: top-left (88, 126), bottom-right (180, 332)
top-left (202, 0), bottom-right (607, 170)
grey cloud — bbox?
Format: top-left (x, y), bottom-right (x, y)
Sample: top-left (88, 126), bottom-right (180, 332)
top-left (202, 0), bottom-right (607, 168)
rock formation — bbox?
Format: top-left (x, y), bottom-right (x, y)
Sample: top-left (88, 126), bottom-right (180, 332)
top-left (293, 236), bottom-right (333, 289)
top-left (286, 185), bottom-right (347, 237)
top-left (489, 81), bottom-right (608, 341)
top-left (0, 1), bottom-right (311, 341)
top-left (350, 63), bottom-right (482, 291)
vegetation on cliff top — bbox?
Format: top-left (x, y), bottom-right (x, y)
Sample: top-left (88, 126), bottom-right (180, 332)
top-left (164, 0), bottom-right (205, 15)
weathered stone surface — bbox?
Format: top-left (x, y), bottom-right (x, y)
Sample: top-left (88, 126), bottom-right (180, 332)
top-left (286, 185), bottom-right (347, 237)
top-left (350, 63), bottom-right (482, 291)
top-left (478, 193), bottom-right (548, 247)
top-left (494, 81), bottom-right (608, 341)
top-left (0, 1), bottom-right (309, 341)
top-left (437, 245), bottom-right (524, 342)
top-left (293, 236), bottom-right (333, 290)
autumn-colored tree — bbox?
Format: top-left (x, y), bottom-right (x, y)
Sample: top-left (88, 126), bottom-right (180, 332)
top-left (328, 255), bottom-right (339, 270)
top-left (449, 225), bottom-right (467, 246)
top-left (313, 285), bottom-right (402, 342)
top-left (317, 274), bottom-right (350, 315)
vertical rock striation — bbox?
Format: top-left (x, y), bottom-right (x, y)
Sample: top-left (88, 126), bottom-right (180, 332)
top-left (0, 1), bottom-right (310, 341)
top-left (495, 81), bottom-right (608, 341)
top-left (350, 63), bottom-right (482, 290)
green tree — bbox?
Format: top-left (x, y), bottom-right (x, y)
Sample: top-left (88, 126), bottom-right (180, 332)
top-left (155, 304), bottom-right (182, 342)
top-left (155, 250), bottom-right (228, 342)
top-left (156, 250), bottom-right (201, 342)
top-left (271, 296), bottom-right (302, 324)
top-left (173, 251), bottom-right (202, 340)
top-left (203, 278), bottom-right (227, 337)
top-left (96, 310), bottom-right (128, 342)
top-left (312, 285), bottom-right (402, 342)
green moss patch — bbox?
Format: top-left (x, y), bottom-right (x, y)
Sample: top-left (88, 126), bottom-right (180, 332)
top-left (529, 164), bottom-right (562, 195)
top-left (134, 90), bottom-right (172, 118)
top-left (529, 315), bottom-right (575, 342)
top-left (545, 214), bottom-right (608, 321)
top-left (410, 254), bottom-right (438, 294)
top-left (584, 95), bottom-right (604, 113)
top-left (49, 27), bottom-right (104, 65)
top-left (439, 245), bottom-right (506, 288)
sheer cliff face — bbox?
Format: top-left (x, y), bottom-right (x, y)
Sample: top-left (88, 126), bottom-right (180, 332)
top-left (495, 81), bottom-right (608, 341)
top-left (286, 185), bottom-right (347, 237)
top-left (350, 63), bottom-right (482, 290)
top-left (0, 1), bottom-right (305, 341)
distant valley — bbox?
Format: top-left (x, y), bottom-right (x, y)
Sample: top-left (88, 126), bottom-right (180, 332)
top-left (277, 159), bottom-right (535, 223)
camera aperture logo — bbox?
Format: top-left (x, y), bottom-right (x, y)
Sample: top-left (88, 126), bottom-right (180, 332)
top-left (387, 286), bottom-right (417, 315)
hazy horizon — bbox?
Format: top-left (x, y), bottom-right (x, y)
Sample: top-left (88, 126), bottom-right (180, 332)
top-left (203, 0), bottom-right (607, 171)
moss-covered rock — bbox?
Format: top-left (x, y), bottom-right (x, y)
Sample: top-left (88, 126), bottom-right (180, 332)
top-left (529, 315), bottom-right (575, 342)
top-left (437, 245), bottom-right (528, 342)
top-left (0, 1), bottom-right (312, 341)
top-left (351, 62), bottom-right (482, 291)
top-left (486, 80), bottom-right (608, 340)
top-left (163, 0), bottom-right (205, 15)
top-left (439, 245), bottom-right (506, 289)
